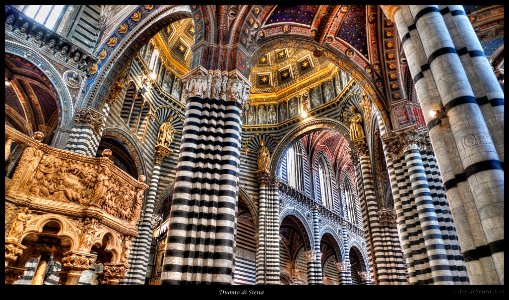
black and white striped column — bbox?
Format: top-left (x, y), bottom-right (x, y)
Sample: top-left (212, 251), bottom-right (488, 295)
top-left (440, 5), bottom-right (504, 163)
top-left (338, 228), bottom-right (352, 285)
top-left (255, 175), bottom-right (280, 284)
top-left (307, 206), bottom-right (323, 285)
top-left (160, 67), bottom-right (250, 284)
top-left (352, 143), bottom-right (384, 284)
top-left (404, 145), bottom-right (454, 284)
top-left (122, 156), bottom-right (164, 284)
top-left (65, 73), bottom-right (128, 156)
top-left (391, 5), bottom-right (502, 284)
top-left (409, 5), bottom-right (504, 284)
top-left (64, 107), bottom-right (106, 156)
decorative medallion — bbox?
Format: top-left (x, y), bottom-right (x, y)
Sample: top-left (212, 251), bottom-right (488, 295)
top-left (346, 48), bottom-right (354, 57)
top-left (118, 23), bottom-right (128, 34)
top-left (131, 11), bottom-right (142, 22)
top-left (63, 70), bottom-right (83, 89)
top-left (144, 5), bottom-right (153, 10)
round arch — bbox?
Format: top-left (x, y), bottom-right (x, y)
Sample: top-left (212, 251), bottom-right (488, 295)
top-left (80, 5), bottom-right (193, 110)
top-left (5, 40), bottom-right (74, 130)
top-left (270, 118), bottom-right (350, 176)
top-left (101, 127), bottom-right (147, 179)
top-left (319, 226), bottom-right (345, 261)
top-left (348, 241), bottom-right (369, 272)
top-left (279, 208), bottom-right (314, 248)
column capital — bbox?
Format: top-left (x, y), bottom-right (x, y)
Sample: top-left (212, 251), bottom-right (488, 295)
top-left (383, 126), bottom-right (430, 160)
top-left (5, 266), bottom-right (25, 284)
top-left (379, 209), bottom-right (397, 227)
top-left (351, 138), bottom-right (369, 157)
top-left (182, 66), bottom-right (251, 106)
top-left (101, 262), bottom-right (129, 285)
top-left (358, 271), bottom-right (371, 282)
top-left (335, 261), bottom-right (350, 272)
top-left (380, 5), bottom-right (401, 22)
top-left (304, 250), bottom-right (317, 263)
top-left (73, 108), bottom-right (104, 135)
top-left (62, 250), bottom-right (97, 272)
top-left (4, 239), bottom-right (27, 266)
top-left (154, 144), bottom-right (172, 164)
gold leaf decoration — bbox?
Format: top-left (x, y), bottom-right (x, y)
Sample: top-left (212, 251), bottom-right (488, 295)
top-left (118, 23), bottom-right (128, 34)
top-left (89, 64), bottom-right (98, 75)
top-left (144, 5), bottom-right (153, 10)
top-left (98, 49), bottom-right (107, 60)
top-left (107, 37), bottom-right (118, 47)
top-left (131, 11), bottom-right (141, 22)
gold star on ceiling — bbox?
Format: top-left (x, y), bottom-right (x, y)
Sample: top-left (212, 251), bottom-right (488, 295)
top-left (279, 51), bottom-right (285, 58)
top-left (261, 76), bottom-right (268, 83)
top-left (282, 71), bottom-right (289, 78)
top-left (189, 26), bottom-right (195, 34)
top-left (179, 45), bottom-right (186, 52)
top-left (302, 61), bottom-right (309, 68)
top-left (260, 56), bottom-right (267, 63)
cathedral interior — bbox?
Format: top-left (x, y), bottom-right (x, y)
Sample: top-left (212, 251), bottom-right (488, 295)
top-left (4, 5), bottom-right (504, 286)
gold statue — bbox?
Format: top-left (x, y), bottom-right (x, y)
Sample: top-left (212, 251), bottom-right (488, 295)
top-left (157, 116), bottom-right (176, 148)
top-left (257, 140), bottom-right (271, 173)
top-left (348, 106), bottom-right (365, 141)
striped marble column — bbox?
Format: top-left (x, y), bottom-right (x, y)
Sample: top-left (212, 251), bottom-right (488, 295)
top-left (409, 5), bottom-right (504, 284)
top-left (122, 147), bottom-right (169, 284)
top-left (64, 107), bottom-right (105, 156)
top-left (308, 206), bottom-right (323, 285)
top-left (404, 144), bottom-right (454, 284)
top-left (335, 261), bottom-right (351, 285)
top-left (255, 173), bottom-right (280, 284)
top-left (160, 67), bottom-right (250, 284)
top-left (390, 5), bottom-right (501, 284)
top-left (440, 5), bottom-right (504, 163)
top-left (255, 175), bottom-right (268, 284)
top-left (266, 179), bottom-right (281, 284)
top-left (351, 141), bottom-right (384, 284)
top-left (65, 71), bottom-right (127, 156)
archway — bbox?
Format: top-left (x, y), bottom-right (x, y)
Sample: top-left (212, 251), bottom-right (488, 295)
top-left (279, 215), bottom-right (313, 285)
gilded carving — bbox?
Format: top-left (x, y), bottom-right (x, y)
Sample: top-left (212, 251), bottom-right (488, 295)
top-left (98, 49), bottom-right (107, 60)
top-left (257, 140), bottom-right (271, 173)
top-left (156, 116), bottom-right (176, 149)
top-left (380, 5), bottom-right (401, 22)
top-left (120, 236), bottom-right (132, 264)
top-left (130, 11), bottom-right (142, 22)
top-left (88, 63), bottom-right (98, 75)
top-left (107, 37), bottom-right (117, 47)
top-left (346, 106), bottom-right (365, 141)
top-left (5, 241), bottom-right (27, 264)
top-left (117, 23), bottom-right (128, 34)
top-left (383, 126), bottom-right (430, 160)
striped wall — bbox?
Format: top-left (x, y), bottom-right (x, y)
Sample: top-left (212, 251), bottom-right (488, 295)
top-left (68, 5), bottom-right (101, 53)
top-left (233, 217), bottom-right (257, 285)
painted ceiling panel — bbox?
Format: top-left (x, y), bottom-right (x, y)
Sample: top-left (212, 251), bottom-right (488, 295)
top-left (5, 85), bottom-right (24, 117)
top-left (336, 5), bottom-right (368, 57)
top-left (265, 5), bottom-right (318, 26)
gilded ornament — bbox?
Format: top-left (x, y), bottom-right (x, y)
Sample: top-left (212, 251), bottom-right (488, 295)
top-left (257, 140), bottom-right (271, 173)
top-left (117, 23), bottom-right (128, 34)
top-left (107, 37), bottom-right (118, 47)
top-left (88, 63), bottom-right (98, 75)
top-left (98, 49), bottom-right (107, 60)
top-left (131, 11), bottom-right (142, 22)
top-left (144, 5), bottom-right (153, 10)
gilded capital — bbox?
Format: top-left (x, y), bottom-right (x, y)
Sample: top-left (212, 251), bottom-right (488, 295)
top-left (380, 5), bottom-right (401, 22)
top-left (62, 251), bottom-right (97, 272)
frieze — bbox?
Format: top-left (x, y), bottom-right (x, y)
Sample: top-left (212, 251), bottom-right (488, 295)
top-left (5, 6), bottom-right (96, 76)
